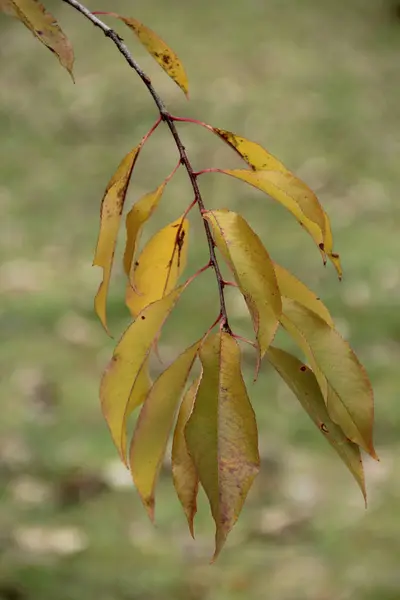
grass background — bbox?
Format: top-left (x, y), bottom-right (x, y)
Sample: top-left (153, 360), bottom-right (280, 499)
top-left (1, 1), bottom-right (400, 599)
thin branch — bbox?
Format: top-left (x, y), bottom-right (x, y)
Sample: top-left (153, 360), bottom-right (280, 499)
top-left (62, 0), bottom-right (231, 333)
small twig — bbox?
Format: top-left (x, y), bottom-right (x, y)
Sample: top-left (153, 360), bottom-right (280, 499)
top-left (62, 0), bottom-right (231, 333)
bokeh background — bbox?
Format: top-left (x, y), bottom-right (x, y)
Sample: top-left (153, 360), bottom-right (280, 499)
top-left (1, 1), bottom-right (400, 599)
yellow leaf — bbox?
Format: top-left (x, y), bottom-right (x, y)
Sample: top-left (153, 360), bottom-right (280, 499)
top-left (212, 128), bottom-right (288, 172)
top-left (93, 145), bottom-right (141, 333)
top-left (210, 128), bottom-right (341, 277)
top-left (267, 346), bottom-right (366, 504)
top-left (126, 216), bottom-right (189, 317)
top-left (130, 342), bottom-right (200, 520)
top-left (204, 210), bottom-right (281, 358)
top-left (281, 298), bottom-right (377, 458)
top-left (1, 0), bottom-right (74, 77)
top-left (323, 211), bottom-right (343, 280)
top-left (172, 377), bottom-right (200, 537)
top-left (185, 333), bottom-right (260, 561)
top-left (100, 287), bottom-right (183, 464)
top-left (117, 15), bottom-right (188, 96)
top-left (273, 262), bottom-right (334, 326)
top-left (123, 183), bottom-right (166, 279)
top-left (280, 311), bottom-right (329, 400)
top-left (0, 0), bottom-right (16, 15)
top-left (222, 169), bottom-right (326, 248)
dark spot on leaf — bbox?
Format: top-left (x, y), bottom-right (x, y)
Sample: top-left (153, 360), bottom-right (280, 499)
top-left (134, 261), bottom-right (139, 267)
top-left (332, 252), bottom-right (340, 259)
top-left (176, 228), bottom-right (186, 268)
top-left (141, 316), bottom-right (146, 320)
top-left (162, 52), bottom-right (171, 65)
top-left (319, 243), bottom-right (325, 250)
top-left (300, 365), bottom-right (307, 372)
top-left (316, 297), bottom-right (320, 301)
top-left (320, 423), bottom-right (329, 434)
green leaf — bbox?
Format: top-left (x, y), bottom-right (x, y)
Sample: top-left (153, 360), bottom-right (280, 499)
top-left (172, 377), bottom-right (200, 538)
top-left (130, 341), bottom-right (200, 520)
top-left (204, 209), bottom-right (281, 359)
top-left (126, 216), bottom-right (189, 317)
top-left (100, 287), bottom-right (184, 464)
top-left (0, 0), bottom-right (74, 77)
top-left (185, 332), bottom-right (260, 561)
top-left (266, 346), bottom-right (366, 504)
top-left (123, 182), bottom-right (166, 279)
top-left (281, 297), bottom-right (377, 459)
top-left (93, 145), bottom-right (141, 333)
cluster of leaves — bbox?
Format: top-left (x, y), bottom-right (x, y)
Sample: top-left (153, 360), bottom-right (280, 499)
top-left (1, 0), bottom-right (377, 561)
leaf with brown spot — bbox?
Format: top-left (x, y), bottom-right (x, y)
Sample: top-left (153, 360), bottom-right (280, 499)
top-left (123, 182), bottom-right (166, 279)
top-left (1, 0), bottom-right (74, 77)
top-left (208, 127), bottom-right (341, 276)
top-left (323, 211), bottom-right (343, 280)
top-left (130, 342), bottom-right (200, 520)
top-left (185, 332), bottom-right (260, 561)
top-left (106, 13), bottom-right (188, 96)
top-left (172, 377), bottom-right (201, 537)
top-left (212, 128), bottom-right (288, 172)
top-left (204, 210), bottom-right (281, 360)
top-left (126, 216), bottom-right (189, 317)
top-left (101, 287), bottom-right (184, 465)
top-left (218, 167), bottom-right (340, 274)
top-left (93, 145), bottom-right (141, 333)
top-left (266, 346), bottom-right (366, 504)
top-left (281, 297), bottom-right (377, 459)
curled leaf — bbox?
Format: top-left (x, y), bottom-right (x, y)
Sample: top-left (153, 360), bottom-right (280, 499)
top-left (281, 297), bottom-right (377, 459)
top-left (93, 145), bottom-right (141, 333)
top-left (101, 287), bottom-right (184, 464)
top-left (185, 332), bottom-right (259, 561)
top-left (123, 182), bottom-right (166, 279)
top-left (1, 0), bottom-right (74, 77)
top-left (267, 346), bottom-right (366, 504)
top-left (130, 342), bottom-right (200, 520)
top-left (126, 216), bottom-right (189, 317)
top-left (204, 210), bottom-right (281, 359)
top-left (172, 377), bottom-right (201, 537)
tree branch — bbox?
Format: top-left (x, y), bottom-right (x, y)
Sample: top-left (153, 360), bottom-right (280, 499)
top-left (62, 0), bottom-right (231, 333)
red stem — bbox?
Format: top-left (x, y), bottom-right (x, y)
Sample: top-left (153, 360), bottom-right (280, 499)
top-left (141, 115), bottom-right (162, 145)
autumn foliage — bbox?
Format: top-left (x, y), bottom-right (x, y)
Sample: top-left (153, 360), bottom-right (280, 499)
top-left (1, 0), bottom-right (378, 561)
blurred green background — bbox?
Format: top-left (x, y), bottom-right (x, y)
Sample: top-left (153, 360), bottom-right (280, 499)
top-left (1, 1), bottom-right (400, 599)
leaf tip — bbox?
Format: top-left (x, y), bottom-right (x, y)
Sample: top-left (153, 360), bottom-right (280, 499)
top-left (188, 518), bottom-right (195, 539)
top-left (143, 496), bottom-right (155, 523)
